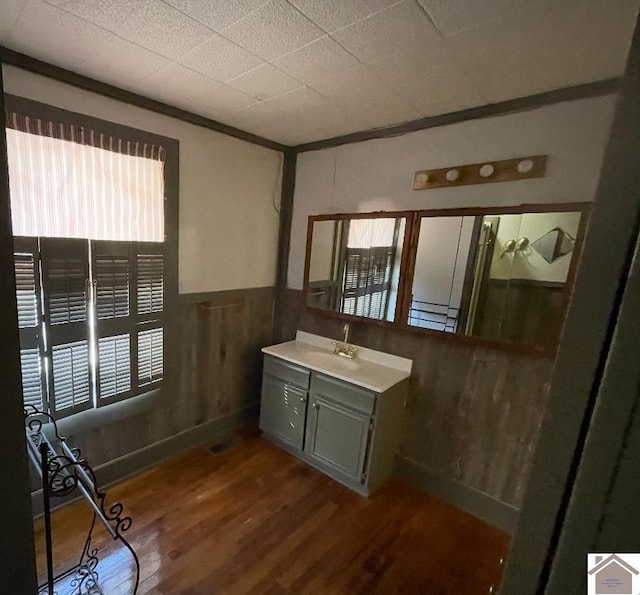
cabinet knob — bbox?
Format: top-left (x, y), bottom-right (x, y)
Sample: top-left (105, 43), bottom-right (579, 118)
top-left (312, 402), bottom-right (319, 409)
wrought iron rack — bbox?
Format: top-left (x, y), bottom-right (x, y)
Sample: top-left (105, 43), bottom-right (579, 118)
top-left (25, 405), bottom-right (140, 595)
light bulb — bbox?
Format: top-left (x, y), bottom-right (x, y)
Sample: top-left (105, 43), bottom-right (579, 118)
top-left (445, 169), bottom-right (460, 182)
top-left (517, 159), bottom-right (534, 174)
top-left (479, 164), bottom-right (494, 178)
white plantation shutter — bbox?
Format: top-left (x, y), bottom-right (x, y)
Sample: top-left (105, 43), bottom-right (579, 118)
top-left (14, 252), bottom-right (38, 328)
top-left (95, 249), bottom-right (130, 320)
top-left (93, 241), bottom-right (134, 404)
top-left (137, 254), bottom-right (164, 314)
top-left (13, 238), bottom-right (46, 411)
top-left (40, 238), bottom-right (92, 416)
top-left (20, 348), bottom-right (45, 410)
top-left (51, 341), bottom-right (91, 411)
top-left (136, 247), bottom-right (164, 389)
top-left (98, 334), bottom-right (132, 399)
top-left (138, 328), bottom-right (163, 386)
top-left (93, 243), bottom-right (165, 402)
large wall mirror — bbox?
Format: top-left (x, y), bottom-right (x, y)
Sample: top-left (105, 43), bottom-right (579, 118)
top-left (303, 204), bottom-right (588, 354)
top-left (306, 216), bottom-right (407, 322)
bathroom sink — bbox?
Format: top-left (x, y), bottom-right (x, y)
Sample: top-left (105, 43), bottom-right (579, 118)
top-left (262, 331), bottom-right (413, 393)
top-left (303, 351), bottom-right (360, 372)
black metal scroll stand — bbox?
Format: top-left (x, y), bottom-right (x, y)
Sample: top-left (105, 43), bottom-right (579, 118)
top-left (25, 405), bottom-right (140, 595)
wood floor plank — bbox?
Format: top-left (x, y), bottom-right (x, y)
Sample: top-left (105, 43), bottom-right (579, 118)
top-left (34, 436), bottom-right (510, 594)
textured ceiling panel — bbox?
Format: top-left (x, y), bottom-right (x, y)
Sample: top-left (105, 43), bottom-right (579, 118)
top-left (222, 0), bottom-right (323, 61)
top-left (144, 63), bottom-right (256, 116)
top-left (1, 0), bottom-right (27, 37)
top-left (446, 0), bottom-right (640, 102)
top-left (264, 84), bottom-right (342, 115)
top-left (367, 47), bottom-right (485, 112)
top-left (42, 0), bottom-right (137, 29)
top-left (331, 1), bottom-right (442, 64)
top-left (75, 33), bottom-right (171, 90)
top-left (224, 100), bottom-right (292, 139)
top-left (417, 0), bottom-right (525, 36)
top-left (227, 63), bottom-right (302, 100)
top-left (261, 86), bottom-right (372, 143)
top-left (164, 0), bottom-right (269, 31)
top-left (272, 35), bottom-right (360, 84)
top-left (178, 33), bottom-right (264, 82)
top-left (289, 0), bottom-right (403, 32)
top-left (1, 0), bottom-right (637, 146)
top-left (310, 65), bottom-right (422, 128)
top-left (114, 0), bottom-right (213, 60)
top-left (369, 46), bottom-right (458, 84)
top-left (6, 0), bottom-right (104, 71)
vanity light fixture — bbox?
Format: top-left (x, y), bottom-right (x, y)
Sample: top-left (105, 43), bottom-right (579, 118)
top-left (479, 164), bottom-right (495, 178)
top-left (413, 155), bottom-right (547, 190)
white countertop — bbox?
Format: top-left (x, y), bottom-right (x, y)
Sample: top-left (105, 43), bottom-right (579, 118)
top-left (262, 331), bottom-right (412, 393)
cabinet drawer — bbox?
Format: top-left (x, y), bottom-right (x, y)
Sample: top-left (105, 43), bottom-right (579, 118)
top-left (264, 355), bottom-right (310, 389)
top-left (311, 373), bottom-right (375, 415)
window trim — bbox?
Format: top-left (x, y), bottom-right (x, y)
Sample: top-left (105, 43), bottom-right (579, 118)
top-left (7, 94), bottom-right (179, 418)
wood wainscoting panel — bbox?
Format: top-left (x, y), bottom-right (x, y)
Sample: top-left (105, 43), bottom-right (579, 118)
top-left (297, 303), bottom-right (554, 510)
top-left (34, 436), bottom-right (510, 594)
top-left (274, 287), bottom-right (305, 343)
top-left (58, 287), bottom-right (275, 474)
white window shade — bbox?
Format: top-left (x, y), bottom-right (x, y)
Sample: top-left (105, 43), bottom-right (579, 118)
top-left (6, 128), bottom-right (165, 242)
top-left (347, 218), bottom-right (396, 249)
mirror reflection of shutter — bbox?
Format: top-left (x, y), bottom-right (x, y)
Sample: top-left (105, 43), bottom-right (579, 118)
top-left (93, 241), bottom-right (133, 405)
top-left (13, 237), bottom-right (46, 411)
top-left (40, 238), bottom-right (91, 417)
top-left (136, 245), bottom-right (164, 388)
top-left (355, 250), bottom-right (369, 317)
top-left (341, 249), bottom-right (366, 316)
top-left (366, 247), bottom-right (394, 319)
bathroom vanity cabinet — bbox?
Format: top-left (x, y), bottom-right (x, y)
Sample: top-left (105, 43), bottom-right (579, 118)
top-left (259, 335), bottom-right (411, 496)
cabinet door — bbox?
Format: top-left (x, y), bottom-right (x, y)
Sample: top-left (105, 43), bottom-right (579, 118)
top-left (260, 374), bottom-right (307, 450)
top-left (304, 395), bottom-right (371, 482)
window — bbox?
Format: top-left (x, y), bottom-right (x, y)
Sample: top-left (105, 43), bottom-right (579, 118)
top-left (340, 218), bottom-right (400, 319)
top-left (6, 99), bottom-right (177, 418)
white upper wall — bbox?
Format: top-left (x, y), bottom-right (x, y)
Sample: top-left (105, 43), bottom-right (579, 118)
top-left (2, 65), bottom-right (283, 295)
top-left (288, 95), bottom-right (618, 289)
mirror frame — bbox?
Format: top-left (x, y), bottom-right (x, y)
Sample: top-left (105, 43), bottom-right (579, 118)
top-left (302, 203), bottom-right (591, 357)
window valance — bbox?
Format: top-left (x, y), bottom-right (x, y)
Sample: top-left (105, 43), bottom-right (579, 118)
top-left (5, 111), bottom-right (166, 242)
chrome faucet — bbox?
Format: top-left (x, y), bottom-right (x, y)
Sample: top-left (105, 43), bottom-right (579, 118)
top-left (332, 323), bottom-right (358, 359)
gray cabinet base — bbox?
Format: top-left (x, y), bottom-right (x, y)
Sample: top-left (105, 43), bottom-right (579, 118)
top-left (262, 432), bottom-right (370, 497)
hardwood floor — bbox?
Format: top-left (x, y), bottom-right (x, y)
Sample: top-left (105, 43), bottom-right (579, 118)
top-left (34, 435), bottom-right (510, 594)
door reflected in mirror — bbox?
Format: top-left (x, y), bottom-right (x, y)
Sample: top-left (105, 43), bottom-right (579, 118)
top-left (408, 210), bottom-right (583, 350)
top-left (408, 215), bottom-right (475, 333)
top-left (306, 217), bottom-right (407, 322)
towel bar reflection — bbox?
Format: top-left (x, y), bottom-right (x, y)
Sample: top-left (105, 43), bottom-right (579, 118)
top-left (198, 300), bottom-right (245, 311)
